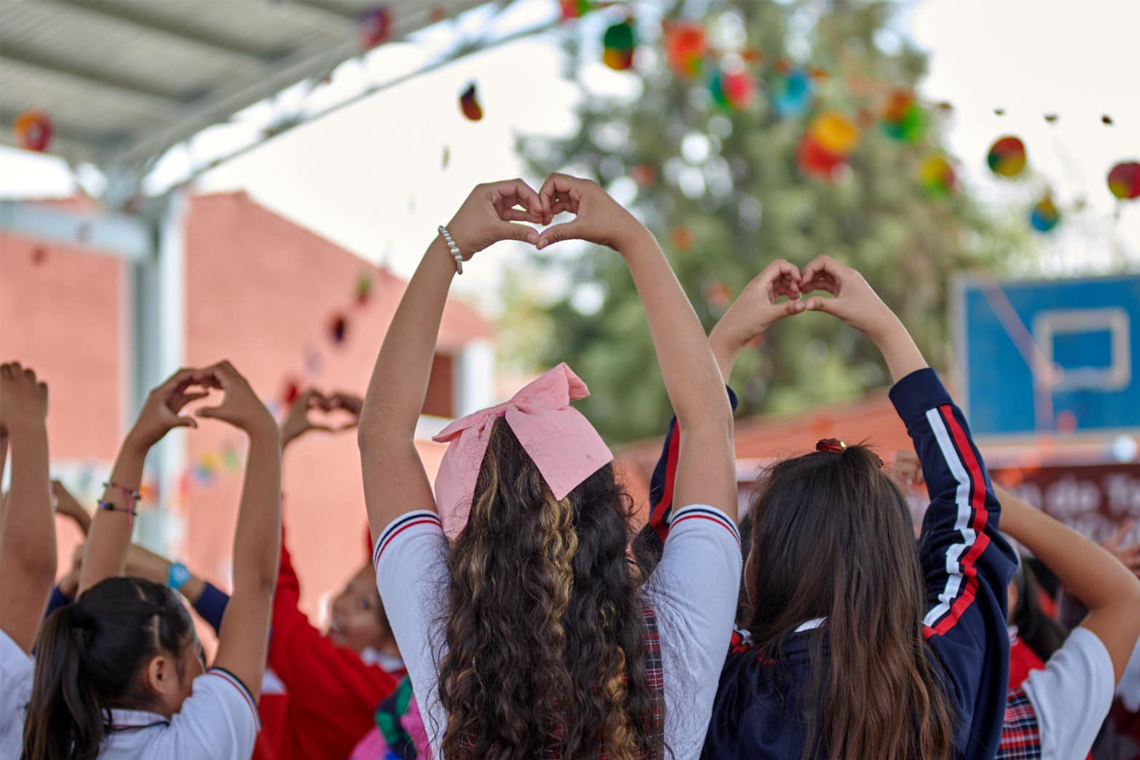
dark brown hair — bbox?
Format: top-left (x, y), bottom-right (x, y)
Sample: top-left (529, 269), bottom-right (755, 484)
top-left (22, 577), bottom-right (195, 760)
top-left (1011, 558), bottom-right (1066, 662)
top-left (744, 444), bottom-right (956, 760)
top-left (438, 418), bottom-right (661, 760)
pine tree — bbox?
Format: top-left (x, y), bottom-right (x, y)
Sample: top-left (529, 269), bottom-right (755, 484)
top-left (513, 0), bottom-right (1021, 442)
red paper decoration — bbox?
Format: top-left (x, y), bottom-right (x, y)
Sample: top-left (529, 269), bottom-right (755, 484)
top-left (1108, 162), bottom-right (1140, 201)
top-left (664, 21), bottom-right (707, 79)
top-left (796, 133), bottom-right (844, 181)
top-left (14, 110), bottom-right (53, 152)
top-left (359, 6), bottom-right (393, 49)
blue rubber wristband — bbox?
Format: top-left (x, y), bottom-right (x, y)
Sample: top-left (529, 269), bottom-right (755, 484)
top-left (167, 561), bottom-right (191, 593)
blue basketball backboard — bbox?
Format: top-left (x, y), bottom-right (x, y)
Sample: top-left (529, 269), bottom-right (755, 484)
top-left (955, 274), bottom-right (1140, 439)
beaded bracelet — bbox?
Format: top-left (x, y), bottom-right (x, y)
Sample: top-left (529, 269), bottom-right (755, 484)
top-left (103, 481), bottom-right (142, 501)
top-left (98, 500), bottom-right (138, 527)
top-left (437, 225), bottom-right (464, 275)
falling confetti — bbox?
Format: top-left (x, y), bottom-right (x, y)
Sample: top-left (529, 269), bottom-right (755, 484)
top-left (359, 6), bottom-right (393, 49)
top-left (987, 136), bottom-right (1027, 177)
top-left (1029, 195), bottom-right (1060, 233)
top-left (602, 18), bottom-right (636, 71)
top-left (459, 83), bottom-right (483, 121)
top-left (355, 273), bottom-right (373, 305)
top-left (880, 91), bottom-right (926, 143)
top-left (1102, 115), bottom-right (1114, 126)
top-left (664, 21), bottom-right (707, 79)
top-left (809, 112), bottom-right (860, 156)
top-left (442, 145), bottom-right (450, 168)
top-left (1044, 113), bottom-right (1058, 124)
top-left (1108, 161), bottom-right (1140, 200)
top-left (917, 155), bottom-right (956, 197)
top-left (993, 108), bottom-right (1006, 116)
top-left (283, 379), bottom-right (301, 407)
top-left (771, 68), bottom-right (813, 118)
top-left (330, 313), bottom-right (349, 345)
top-left (14, 110), bottom-right (53, 152)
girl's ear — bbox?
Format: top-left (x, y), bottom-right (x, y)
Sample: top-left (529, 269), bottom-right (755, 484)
top-left (143, 653), bottom-right (175, 698)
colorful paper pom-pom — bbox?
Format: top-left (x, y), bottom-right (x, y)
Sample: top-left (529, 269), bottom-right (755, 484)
top-left (987, 136), bottom-right (1027, 178)
top-left (708, 66), bottom-right (755, 112)
top-left (1029, 196), bottom-right (1060, 233)
top-left (880, 91), bottom-right (926, 144)
top-left (917, 155), bottom-right (956, 197)
top-left (771, 68), bottom-right (813, 118)
top-left (796, 133), bottom-right (844, 181)
top-left (664, 21), bottom-right (707, 79)
top-left (14, 110), bottom-right (53, 152)
top-left (1107, 161), bottom-right (1140, 200)
top-left (560, 0), bottom-right (596, 20)
top-left (603, 19), bottom-right (636, 71)
top-left (459, 83), bottom-right (483, 121)
top-left (809, 112), bottom-right (860, 157)
top-left (359, 6), bottom-right (393, 50)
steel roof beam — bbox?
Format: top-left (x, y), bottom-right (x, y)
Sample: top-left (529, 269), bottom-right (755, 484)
top-left (0, 51), bottom-right (184, 110)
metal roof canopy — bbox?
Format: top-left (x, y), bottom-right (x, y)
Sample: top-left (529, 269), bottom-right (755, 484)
top-left (0, 0), bottom-right (527, 181)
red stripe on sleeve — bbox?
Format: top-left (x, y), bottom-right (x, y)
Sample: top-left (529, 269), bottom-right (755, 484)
top-left (928, 404), bottom-right (991, 637)
top-left (652, 422), bottom-right (682, 544)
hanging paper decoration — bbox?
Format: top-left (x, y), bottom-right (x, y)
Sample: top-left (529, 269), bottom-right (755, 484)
top-left (917, 155), bottom-right (956, 197)
top-left (1108, 162), bottom-right (1140, 200)
top-left (705, 282), bottom-right (733, 312)
top-left (355, 273), bottom-right (373, 305)
top-left (1029, 195), bottom-right (1060, 233)
top-left (560, 0), bottom-right (596, 20)
top-left (809, 112), bottom-right (860, 157)
top-left (987, 136), bottom-right (1027, 177)
top-left (796, 133), bottom-right (844, 181)
top-left (603, 19), bottom-right (636, 71)
top-left (14, 110), bottom-right (53, 152)
top-left (708, 66), bottom-right (755, 112)
top-left (664, 21), bottom-right (707, 79)
top-left (330, 313), bottom-right (348, 344)
top-left (459, 83), bottom-right (483, 121)
top-left (359, 6), bottom-right (393, 50)
top-left (880, 91), bottom-right (925, 143)
top-left (630, 163), bottom-right (656, 187)
top-left (771, 68), bottom-right (813, 118)
top-left (671, 226), bottom-right (694, 251)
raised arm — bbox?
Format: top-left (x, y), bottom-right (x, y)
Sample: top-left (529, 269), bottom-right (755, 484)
top-left (998, 484), bottom-right (1140, 681)
top-left (358, 179), bottom-right (544, 541)
top-left (200, 361), bottom-right (282, 702)
top-left (0, 362), bottom-right (54, 653)
top-left (536, 174), bottom-right (735, 514)
top-left (79, 367), bottom-right (211, 594)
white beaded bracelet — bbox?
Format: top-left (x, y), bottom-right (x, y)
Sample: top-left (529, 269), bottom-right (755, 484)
top-left (437, 225), bottom-right (464, 275)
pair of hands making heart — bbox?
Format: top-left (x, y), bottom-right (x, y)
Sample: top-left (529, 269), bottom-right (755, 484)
top-left (280, 388), bottom-right (363, 448)
top-left (444, 173), bottom-right (643, 257)
top-left (713, 255), bottom-right (898, 350)
top-left (127, 360), bottom-right (276, 452)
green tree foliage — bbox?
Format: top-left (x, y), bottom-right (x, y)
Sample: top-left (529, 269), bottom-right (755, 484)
top-left (512, 0), bottom-right (1020, 442)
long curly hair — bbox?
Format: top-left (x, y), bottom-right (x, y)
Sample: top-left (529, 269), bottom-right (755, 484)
top-left (744, 444), bottom-right (956, 760)
top-left (437, 418), bottom-right (661, 760)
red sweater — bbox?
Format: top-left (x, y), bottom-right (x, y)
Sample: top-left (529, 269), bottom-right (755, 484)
top-left (255, 530), bottom-right (401, 760)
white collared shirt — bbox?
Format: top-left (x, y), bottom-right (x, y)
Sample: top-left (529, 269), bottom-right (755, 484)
top-left (96, 668), bottom-right (260, 760)
top-left (0, 628), bottom-right (34, 759)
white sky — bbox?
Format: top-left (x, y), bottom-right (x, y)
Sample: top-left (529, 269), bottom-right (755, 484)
top-left (2, 0), bottom-right (1137, 310)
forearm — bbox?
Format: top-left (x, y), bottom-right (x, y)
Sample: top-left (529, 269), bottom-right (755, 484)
top-left (709, 323), bottom-right (745, 384)
top-left (998, 485), bottom-right (1139, 614)
top-left (870, 315), bottom-right (928, 383)
top-left (125, 543), bottom-right (207, 603)
top-left (80, 432), bottom-right (148, 593)
top-left (620, 230), bottom-right (731, 433)
top-left (0, 425), bottom-right (54, 582)
top-left (230, 428), bottom-right (282, 595)
top-left (359, 238), bottom-right (455, 445)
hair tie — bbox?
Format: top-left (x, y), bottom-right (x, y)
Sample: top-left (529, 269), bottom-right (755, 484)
top-left (816, 438), bottom-right (846, 454)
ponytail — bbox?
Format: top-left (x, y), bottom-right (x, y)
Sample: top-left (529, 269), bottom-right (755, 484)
top-left (21, 577), bottom-right (195, 760)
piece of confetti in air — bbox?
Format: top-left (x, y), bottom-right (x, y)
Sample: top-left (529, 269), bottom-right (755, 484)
top-left (460, 83), bottom-right (483, 121)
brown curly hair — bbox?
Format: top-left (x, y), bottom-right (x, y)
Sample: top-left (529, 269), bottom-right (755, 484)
top-left (437, 418), bottom-right (662, 760)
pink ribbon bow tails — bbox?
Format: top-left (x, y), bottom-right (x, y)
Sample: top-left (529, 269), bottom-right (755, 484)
top-left (431, 362), bottom-right (614, 537)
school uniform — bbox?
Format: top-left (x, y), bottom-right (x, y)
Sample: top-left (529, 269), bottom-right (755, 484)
top-left (374, 499), bottom-right (742, 760)
top-left (0, 628), bottom-right (34, 759)
top-left (95, 668), bottom-right (259, 760)
top-left (648, 368), bottom-right (1019, 760)
top-left (998, 627), bottom-right (1114, 760)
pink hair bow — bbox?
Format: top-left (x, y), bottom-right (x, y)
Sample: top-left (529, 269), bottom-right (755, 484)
top-left (431, 363), bottom-right (613, 537)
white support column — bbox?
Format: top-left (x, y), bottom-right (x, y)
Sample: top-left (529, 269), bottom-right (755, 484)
top-left (453, 340), bottom-right (495, 417)
top-left (129, 191), bottom-right (187, 555)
